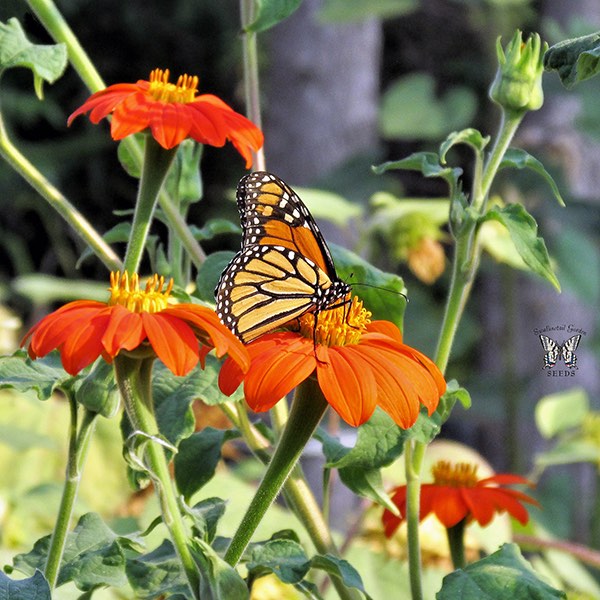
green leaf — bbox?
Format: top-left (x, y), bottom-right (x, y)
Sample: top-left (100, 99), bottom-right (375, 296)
top-left (126, 539), bottom-right (190, 599)
top-left (294, 186), bottom-right (363, 227)
top-left (245, 0), bottom-right (303, 33)
top-left (544, 32), bottom-right (600, 88)
top-left (310, 554), bottom-right (372, 600)
top-left (535, 387), bottom-right (589, 439)
top-left (379, 73), bottom-right (477, 141)
top-left (499, 148), bottom-right (565, 207)
top-left (193, 539), bottom-right (249, 600)
top-left (187, 497), bottom-right (227, 544)
top-left (437, 543), bottom-right (566, 599)
top-left (174, 428), bottom-right (239, 501)
top-left (247, 539), bottom-right (309, 584)
top-left (407, 409), bottom-right (442, 444)
top-left (481, 204), bottom-right (560, 291)
top-left (12, 274), bottom-right (109, 304)
top-left (373, 151), bottom-right (462, 190)
top-left (439, 128), bottom-right (490, 164)
top-left (535, 439), bottom-right (600, 468)
top-left (13, 513), bottom-right (136, 591)
top-left (330, 244), bottom-right (406, 329)
top-left (317, 409), bottom-right (408, 512)
top-left (319, 0), bottom-right (417, 22)
top-left (74, 359), bottom-right (120, 418)
top-left (0, 570), bottom-right (51, 600)
top-left (196, 250), bottom-right (236, 304)
top-left (165, 140), bottom-right (203, 205)
top-left (191, 219), bottom-right (241, 242)
top-left (0, 18), bottom-right (67, 98)
top-left (0, 350), bottom-right (73, 400)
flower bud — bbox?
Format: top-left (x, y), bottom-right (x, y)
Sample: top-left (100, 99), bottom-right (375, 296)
top-left (489, 30), bottom-right (548, 115)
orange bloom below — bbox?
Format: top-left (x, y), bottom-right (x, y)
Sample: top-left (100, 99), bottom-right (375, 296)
top-left (22, 272), bottom-right (249, 377)
top-left (68, 68), bottom-right (264, 167)
top-left (382, 460), bottom-right (539, 536)
top-left (219, 296), bottom-right (446, 429)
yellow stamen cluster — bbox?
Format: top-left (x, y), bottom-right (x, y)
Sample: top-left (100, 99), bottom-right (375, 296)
top-left (431, 461), bottom-right (479, 488)
top-left (299, 295), bottom-right (371, 347)
top-left (108, 271), bottom-right (173, 313)
top-left (148, 68), bottom-right (199, 104)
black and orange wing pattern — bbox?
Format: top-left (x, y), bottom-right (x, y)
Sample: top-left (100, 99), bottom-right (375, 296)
top-left (215, 171), bottom-right (351, 343)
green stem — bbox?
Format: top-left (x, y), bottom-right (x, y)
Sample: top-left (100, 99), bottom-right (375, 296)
top-left (113, 355), bottom-right (200, 599)
top-left (44, 399), bottom-right (97, 589)
top-left (240, 0), bottom-right (266, 171)
top-left (123, 139), bottom-right (177, 273)
top-left (0, 112), bottom-right (122, 272)
top-left (446, 519), bottom-right (467, 570)
top-left (26, 0), bottom-right (105, 92)
top-left (224, 377), bottom-right (329, 567)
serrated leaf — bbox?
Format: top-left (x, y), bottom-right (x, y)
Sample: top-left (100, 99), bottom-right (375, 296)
top-left (126, 539), bottom-right (190, 599)
top-left (499, 148), bottom-right (565, 206)
top-left (317, 409), bottom-right (408, 512)
top-left (248, 539), bottom-right (309, 584)
top-left (13, 513), bottom-right (135, 591)
top-left (330, 244), bottom-right (406, 329)
top-left (437, 543), bottom-right (566, 599)
top-left (373, 151), bottom-right (462, 192)
top-left (0, 570), bottom-right (51, 600)
top-left (535, 387), bottom-right (589, 439)
top-left (245, 0), bottom-right (302, 32)
top-left (0, 18), bottom-right (67, 98)
top-left (544, 32), bottom-right (600, 89)
top-left (174, 428), bottom-right (239, 501)
top-left (0, 350), bottom-right (73, 400)
top-left (481, 204), bottom-right (560, 291)
top-left (310, 554), bottom-right (372, 600)
top-left (193, 539), bottom-right (248, 600)
top-left (439, 128), bottom-right (490, 164)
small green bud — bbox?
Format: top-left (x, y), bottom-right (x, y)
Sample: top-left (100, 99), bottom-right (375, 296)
top-left (489, 30), bottom-right (548, 115)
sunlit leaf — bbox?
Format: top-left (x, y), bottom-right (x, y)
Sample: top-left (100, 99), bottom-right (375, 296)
top-left (535, 387), bottom-right (589, 439)
top-left (319, 0), bottom-right (417, 22)
top-left (294, 187), bottom-right (363, 227)
top-left (481, 204), bottom-right (560, 291)
top-left (437, 543), bottom-right (566, 599)
top-left (439, 128), bottom-right (490, 163)
top-left (0, 18), bottom-right (67, 98)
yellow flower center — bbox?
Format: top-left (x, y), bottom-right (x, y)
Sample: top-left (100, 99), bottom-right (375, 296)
top-left (148, 68), bottom-right (199, 104)
top-left (298, 295), bottom-right (371, 347)
top-left (108, 271), bottom-right (173, 313)
top-left (431, 461), bottom-right (479, 488)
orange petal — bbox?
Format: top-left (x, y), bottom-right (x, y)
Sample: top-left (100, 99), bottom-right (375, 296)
top-left (148, 101), bottom-right (192, 149)
top-left (101, 305), bottom-right (144, 356)
top-left (141, 313), bottom-right (199, 376)
top-left (67, 84), bottom-right (140, 125)
top-left (430, 486), bottom-right (467, 528)
top-left (382, 485), bottom-right (407, 537)
top-left (244, 335), bottom-right (315, 412)
top-left (316, 346), bottom-right (377, 427)
top-left (366, 320), bottom-right (403, 343)
top-left (110, 92), bottom-right (153, 140)
top-left (59, 309), bottom-right (113, 374)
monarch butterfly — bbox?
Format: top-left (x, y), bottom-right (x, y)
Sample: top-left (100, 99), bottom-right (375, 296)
top-left (215, 171), bottom-right (351, 343)
top-left (539, 334), bottom-right (581, 369)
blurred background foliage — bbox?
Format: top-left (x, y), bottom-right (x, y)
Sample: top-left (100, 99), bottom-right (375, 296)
top-left (1, 0), bottom-right (600, 595)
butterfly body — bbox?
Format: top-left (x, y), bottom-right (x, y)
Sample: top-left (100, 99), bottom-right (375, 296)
top-left (539, 334), bottom-right (581, 369)
top-left (216, 172), bottom-right (351, 343)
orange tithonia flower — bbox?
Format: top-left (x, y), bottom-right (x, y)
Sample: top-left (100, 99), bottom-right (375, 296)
top-left (382, 460), bottom-right (539, 537)
top-left (22, 271), bottom-right (250, 377)
top-left (219, 296), bottom-right (446, 428)
top-left (68, 68), bottom-right (264, 167)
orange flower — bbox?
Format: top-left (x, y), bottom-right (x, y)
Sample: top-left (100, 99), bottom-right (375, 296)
top-left (68, 68), bottom-right (264, 167)
top-left (382, 460), bottom-right (539, 536)
top-left (219, 296), bottom-right (446, 428)
top-left (22, 271), bottom-right (249, 377)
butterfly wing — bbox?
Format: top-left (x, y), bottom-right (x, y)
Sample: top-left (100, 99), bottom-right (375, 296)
top-left (561, 334), bottom-right (581, 369)
top-left (216, 171), bottom-right (350, 343)
top-left (539, 335), bottom-right (560, 368)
